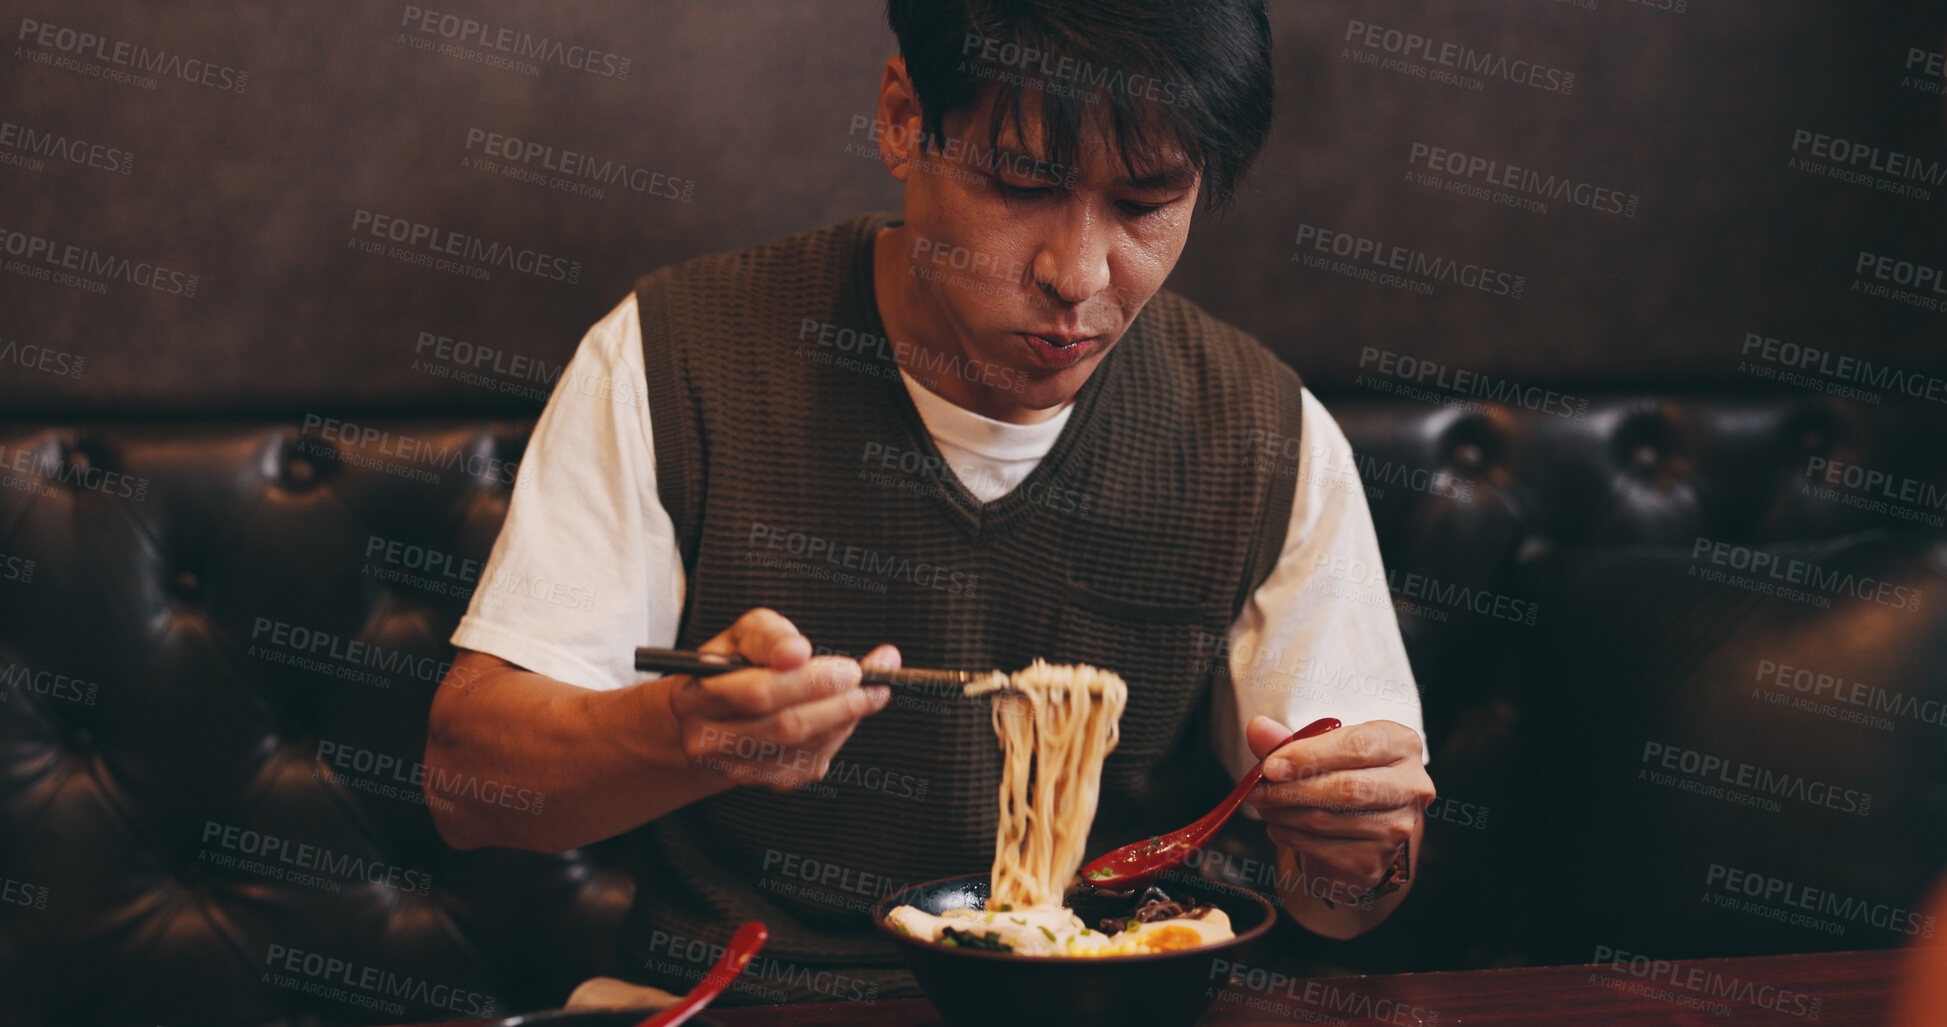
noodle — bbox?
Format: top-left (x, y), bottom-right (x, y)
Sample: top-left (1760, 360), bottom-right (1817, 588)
top-left (966, 659), bottom-right (1128, 910)
top-left (884, 659), bottom-right (1235, 956)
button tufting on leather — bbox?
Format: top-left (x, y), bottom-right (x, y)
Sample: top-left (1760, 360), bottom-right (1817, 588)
top-left (1612, 409), bottom-right (1677, 476)
top-left (286, 455), bottom-right (316, 487)
top-left (268, 433), bottom-right (333, 491)
top-left (1793, 403), bottom-right (1847, 459)
top-left (1516, 536), bottom-right (1555, 564)
top-left (170, 570), bottom-right (202, 601)
top-left (1442, 414), bottom-right (1500, 473)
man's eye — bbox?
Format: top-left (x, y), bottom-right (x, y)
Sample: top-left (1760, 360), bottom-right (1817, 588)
top-left (1118, 197), bottom-right (1181, 218)
top-left (995, 180), bottom-right (1051, 200)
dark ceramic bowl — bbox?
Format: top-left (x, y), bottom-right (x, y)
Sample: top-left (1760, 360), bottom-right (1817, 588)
top-left (872, 874), bottom-right (1276, 1027)
top-left (406, 1010), bottom-right (719, 1027)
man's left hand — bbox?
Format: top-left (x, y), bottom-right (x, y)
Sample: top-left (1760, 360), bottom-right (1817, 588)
top-left (1244, 715), bottom-right (1434, 907)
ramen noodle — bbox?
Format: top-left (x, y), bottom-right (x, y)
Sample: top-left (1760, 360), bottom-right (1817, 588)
top-left (885, 659), bottom-right (1236, 956)
top-left (970, 659), bottom-right (1126, 910)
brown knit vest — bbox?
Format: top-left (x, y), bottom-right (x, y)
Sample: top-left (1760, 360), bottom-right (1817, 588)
top-left (618, 212), bottom-right (1303, 1004)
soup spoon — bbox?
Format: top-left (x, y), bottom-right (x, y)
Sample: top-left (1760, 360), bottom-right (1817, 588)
top-left (633, 921), bottom-right (768, 1027)
top-left (1078, 717), bottom-right (1341, 891)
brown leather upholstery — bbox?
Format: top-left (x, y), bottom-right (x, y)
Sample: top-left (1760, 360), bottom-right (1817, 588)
top-left (2, 395), bottom-right (1942, 1023)
top-left (0, 420), bottom-right (634, 1025)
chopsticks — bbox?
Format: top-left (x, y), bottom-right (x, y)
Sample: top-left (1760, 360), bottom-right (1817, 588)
top-left (634, 647), bottom-right (1003, 694)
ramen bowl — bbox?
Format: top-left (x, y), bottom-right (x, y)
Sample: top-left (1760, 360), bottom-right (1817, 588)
top-left (412, 1010), bottom-right (721, 1026)
top-left (873, 874), bottom-right (1277, 1027)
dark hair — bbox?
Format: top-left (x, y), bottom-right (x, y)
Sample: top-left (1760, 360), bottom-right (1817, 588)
top-left (884, 0), bottom-right (1273, 213)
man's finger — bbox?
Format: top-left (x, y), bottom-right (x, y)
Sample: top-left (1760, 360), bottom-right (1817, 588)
top-left (724, 725), bottom-right (854, 793)
top-left (685, 656), bottom-right (864, 718)
top-left (735, 681), bottom-right (891, 747)
top-left (1250, 772), bottom-right (1422, 814)
top-left (1245, 714), bottom-right (1294, 761)
top-left (699, 607), bottom-right (812, 671)
top-left (1262, 721), bottom-right (1420, 780)
top-left (755, 720), bottom-right (869, 793)
top-left (1257, 805), bottom-right (1415, 842)
top-left (859, 643), bottom-right (902, 671)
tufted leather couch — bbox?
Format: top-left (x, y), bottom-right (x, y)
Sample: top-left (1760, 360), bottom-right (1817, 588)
top-left (2, 391), bottom-right (1942, 1026)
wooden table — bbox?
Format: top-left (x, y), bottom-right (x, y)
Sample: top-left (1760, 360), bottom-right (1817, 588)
top-left (707, 948), bottom-right (1910, 1025)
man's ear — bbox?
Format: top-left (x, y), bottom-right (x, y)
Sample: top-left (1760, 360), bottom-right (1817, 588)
top-left (875, 56), bottom-right (920, 184)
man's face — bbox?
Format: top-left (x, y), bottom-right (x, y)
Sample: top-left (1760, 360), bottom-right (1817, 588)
top-left (881, 77), bottom-right (1200, 415)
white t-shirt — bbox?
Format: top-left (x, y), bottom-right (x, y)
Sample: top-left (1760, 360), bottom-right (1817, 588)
top-left (451, 293), bottom-right (1430, 782)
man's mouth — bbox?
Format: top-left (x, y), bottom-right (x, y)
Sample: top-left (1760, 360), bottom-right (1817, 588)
top-left (1019, 332), bottom-right (1099, 370)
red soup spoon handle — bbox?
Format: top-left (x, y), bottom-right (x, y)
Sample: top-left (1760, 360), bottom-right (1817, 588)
top-left (635, 921), bottom-right (768, 1027)
top-left (1078, 717), bottom-right (1342, 890)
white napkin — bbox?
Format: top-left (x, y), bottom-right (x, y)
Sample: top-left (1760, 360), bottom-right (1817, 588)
top-left (563, 976), bottom-right (683, 1011)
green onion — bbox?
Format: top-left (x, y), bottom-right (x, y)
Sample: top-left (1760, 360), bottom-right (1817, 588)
top-left (940, 927), bottom-right (1014, 952)
top-left (1039, 926), bottom-right (1057, 941)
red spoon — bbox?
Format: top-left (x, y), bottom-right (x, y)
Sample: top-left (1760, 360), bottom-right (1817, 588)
top-left (634, 921), bottom-right (768, 1027)
top-left (1078, 717), bottom-right (1341, 891)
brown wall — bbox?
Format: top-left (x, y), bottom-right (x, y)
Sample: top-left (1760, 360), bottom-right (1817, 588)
top-left (1, 1), bottom-right (1943, 418)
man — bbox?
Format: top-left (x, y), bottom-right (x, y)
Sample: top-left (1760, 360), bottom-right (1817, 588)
top-left (425, 0), bottom-right (1435, 1005)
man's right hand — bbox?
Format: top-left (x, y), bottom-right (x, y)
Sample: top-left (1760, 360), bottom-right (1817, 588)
top-left (665, 608), bottom-right (896, 792)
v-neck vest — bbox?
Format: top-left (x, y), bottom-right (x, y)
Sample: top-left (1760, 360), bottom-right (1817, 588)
top-left (620, 212), bottom-right (1303, 1001)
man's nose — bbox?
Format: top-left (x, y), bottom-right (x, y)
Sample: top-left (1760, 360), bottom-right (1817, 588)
top-left (1031, 206), bottom-right (1111, 305)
